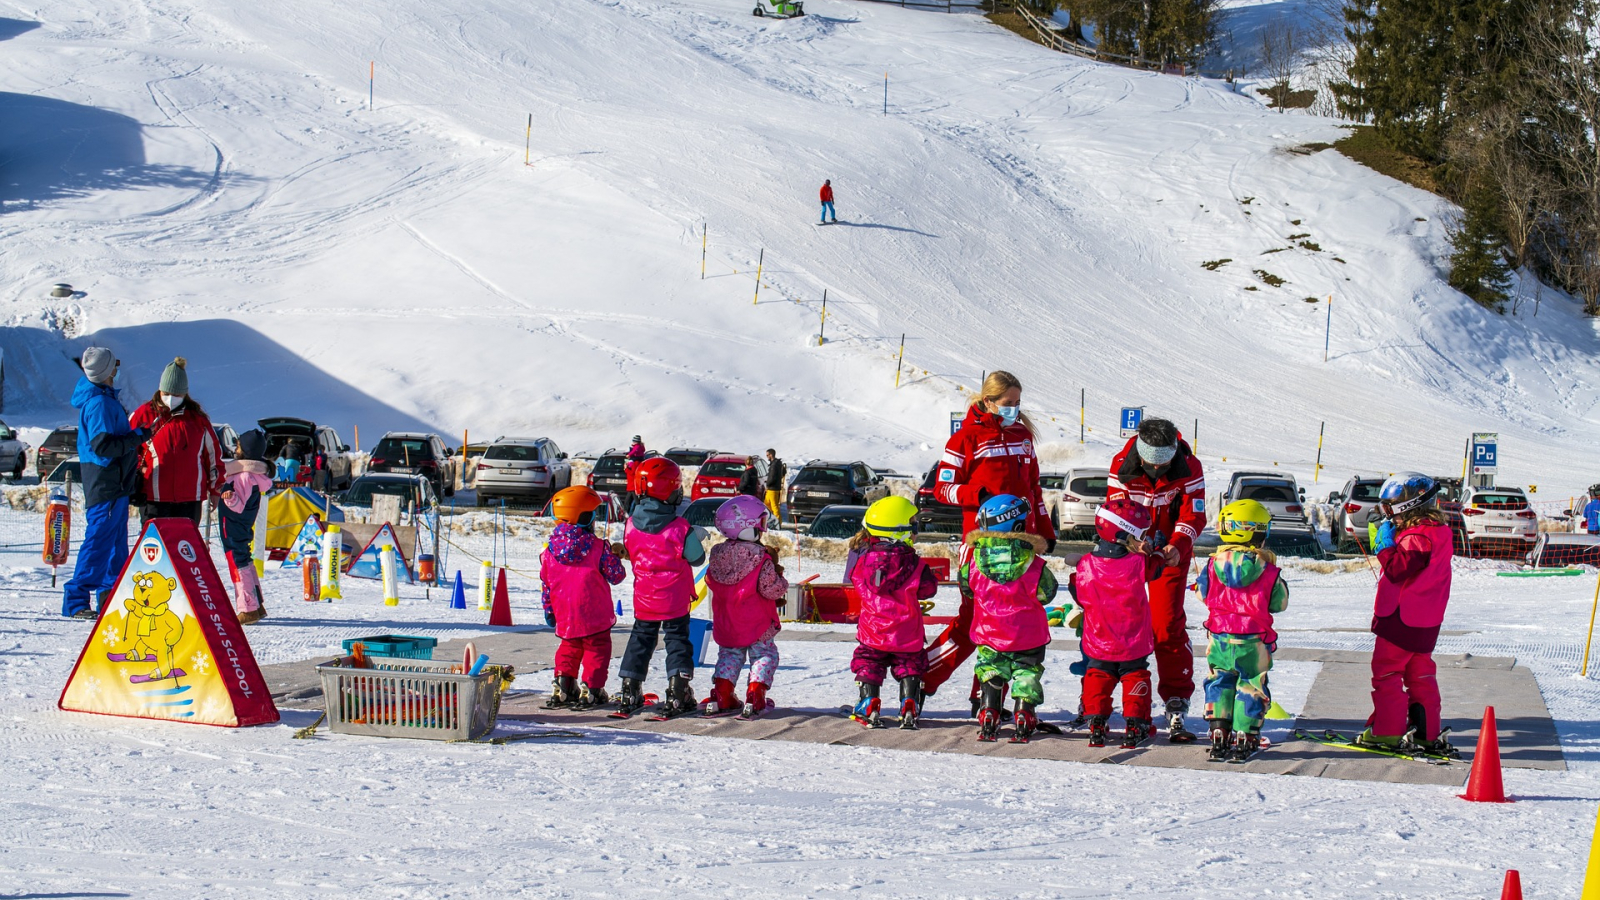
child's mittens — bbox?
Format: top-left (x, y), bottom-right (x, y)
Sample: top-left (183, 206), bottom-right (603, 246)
top-left (1369, 520), bottom-right (1397, 553)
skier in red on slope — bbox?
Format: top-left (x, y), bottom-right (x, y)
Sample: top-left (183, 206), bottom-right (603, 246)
top-left (819, 180), bottom-right (836, 224)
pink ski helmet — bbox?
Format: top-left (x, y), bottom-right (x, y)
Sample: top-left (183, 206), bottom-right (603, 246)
top-left (1095, 499), bottom-right (1152, 544)
top-left (715, 495), bottom-right (769, 540)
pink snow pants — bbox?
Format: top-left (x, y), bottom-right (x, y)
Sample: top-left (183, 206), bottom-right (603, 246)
top-left (1369, 636), bottom-right (1441, 740)
top-left (554, 631), bottom-right (612, 690)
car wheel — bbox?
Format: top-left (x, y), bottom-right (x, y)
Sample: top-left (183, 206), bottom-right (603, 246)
top-left (9, 457), bottom-right (21, 482)
top-left (475, 492), bottom-right (491, 508)
top-left (444, 479), bottom-right (455, 498)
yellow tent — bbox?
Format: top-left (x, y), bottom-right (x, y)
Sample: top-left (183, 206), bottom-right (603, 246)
top-left (266, 487), bottom-right (343, 550)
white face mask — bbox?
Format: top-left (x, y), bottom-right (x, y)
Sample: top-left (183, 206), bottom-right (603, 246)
top-left (161, 393), bottom-right (184, 410)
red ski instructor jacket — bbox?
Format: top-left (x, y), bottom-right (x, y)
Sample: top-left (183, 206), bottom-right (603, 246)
top-left (932, 406), bottom-right (1055, 542)
top-left (820, 183), bottom-right (834, 203)
top-left (1106, 435), bottom-right (1206, 555)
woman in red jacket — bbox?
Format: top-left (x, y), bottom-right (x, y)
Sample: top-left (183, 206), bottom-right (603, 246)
top-left (129, 357), bottom-right (222, 525)
top-left (923, 370), bottom-right (1055, 707)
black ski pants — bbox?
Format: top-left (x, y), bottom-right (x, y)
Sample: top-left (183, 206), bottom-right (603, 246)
top-left (619, 615), bottom-right (695, 681)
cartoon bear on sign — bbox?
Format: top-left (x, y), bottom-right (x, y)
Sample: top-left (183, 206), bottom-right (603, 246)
top-left (121, 572), bottom-right (184, 680)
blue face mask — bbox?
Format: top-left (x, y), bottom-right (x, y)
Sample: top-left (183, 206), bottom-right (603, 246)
top-left (997, 405), bottom-right (1020, 426)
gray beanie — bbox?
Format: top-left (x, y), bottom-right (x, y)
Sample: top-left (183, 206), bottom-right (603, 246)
top-left (80, 347), bottom-right (117, 384)
top-left (159, 357), bottom-right (189, 395)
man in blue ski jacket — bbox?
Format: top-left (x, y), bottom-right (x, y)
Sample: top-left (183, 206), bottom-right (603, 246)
top-left (62, 347), bottom-right (149, 618)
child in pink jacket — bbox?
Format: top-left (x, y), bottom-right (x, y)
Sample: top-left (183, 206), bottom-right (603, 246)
top-left (1070, 499), bottom-right (1163, 749)
top-left (540, 488), bottom-right (627, 710)
top-left (849, 498), bottom-right (938, 729)
top-left (218, 430), bottom-right (274, 625)
top-left (706, 496), bottom-right (788, 718)
top-left (964, 494), bottom-right (1058, 744)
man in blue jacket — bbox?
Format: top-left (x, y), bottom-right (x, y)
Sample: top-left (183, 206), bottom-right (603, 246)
top-left (62, 347), bottom-right (149, 619)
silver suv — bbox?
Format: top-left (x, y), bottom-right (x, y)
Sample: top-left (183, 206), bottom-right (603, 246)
top-left (1328, 476), bottom-right (1385, 552)
top-left (1224, 471), bottom-right (1309, 529)
top-left (1047, 467), bottom-right (1108, 538)
top-left (475, 437), bottom-right (572, 506)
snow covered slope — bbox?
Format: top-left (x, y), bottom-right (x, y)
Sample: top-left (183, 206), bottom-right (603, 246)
top-left (1, 0), bottom-right (1594, 489)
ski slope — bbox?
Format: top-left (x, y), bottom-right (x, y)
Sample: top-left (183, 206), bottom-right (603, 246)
top-left (1, 0), bottom-right (1595, 489)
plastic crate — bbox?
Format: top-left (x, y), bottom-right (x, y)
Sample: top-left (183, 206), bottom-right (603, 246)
top-left (340, 634), bottom-right (438, 660)
top-left (316, 655), bottom-right (511, 741)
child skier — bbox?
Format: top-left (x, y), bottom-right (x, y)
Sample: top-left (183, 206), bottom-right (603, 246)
top-left (1070, 499), bottom-right (1163, 749)
top-left (849, 496), bottom-right (938, 729)
top-left (541, 486), bottom-right (627, 710)
top-left (1358, 473), bottom-right (1456, 754)
top-left (1198, 499), bottom-right (1289, 762)
top-left (963, 494), bottom-right (1057, 743)
top-left (219, 429), bottom-right (275, 625)
top-left (617, 457), bottom-right (709, 718)
top-left (706, 494), bottom-right (789, 718)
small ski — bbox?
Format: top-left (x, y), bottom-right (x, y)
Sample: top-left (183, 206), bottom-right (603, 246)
top-left (608, 692), bottom-right (660, 720)
top-left (1291, 729), bottom-right (1454, 765)
top-left (737, 699), bottom-right (776, 720)
top-left (701, 701), bottom-right (742, 719)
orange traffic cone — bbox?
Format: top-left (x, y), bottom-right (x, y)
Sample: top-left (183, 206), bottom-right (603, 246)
top-left (1499, 869), bottom-right (1522, 900)
top-left (487, 568), bottom-right (514, 627)
top-left (1459, 706), bottom-right (1512, 803)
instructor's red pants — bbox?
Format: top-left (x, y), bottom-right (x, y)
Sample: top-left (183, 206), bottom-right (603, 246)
top-left (1148, 558), bottom-right (1195, 704)
top-left (922, 590), bottom-right (976, 696)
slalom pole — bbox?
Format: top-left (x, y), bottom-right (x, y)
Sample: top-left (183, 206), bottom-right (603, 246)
top-left (1314, 420), bottom-right (1325, 483)
top-left (883, 71), bottom-right (888, 116)
top-left (700, 223), bottom-right (707, 280)
top-left (753, 248), bottom-right (764, 304)
top-left (1583, 567), bottom-right (1600, 677)
top-left (369, 61), bottom-right (374, 111)
top-left (1323, 294), bottom-right (1332, 362)
top-left (524, 114), bottom-right (533, 166)
top-left (1461, 438), bottom-right (1470, 483)
top-left (1193, 418), bottom-right (1199, 455)
top-left (893, 333), bottom-right (905, 387)
top-left (819, 289), bottom-right (827, 345)
top-left (1079, 388), bottom-right (1085, 443)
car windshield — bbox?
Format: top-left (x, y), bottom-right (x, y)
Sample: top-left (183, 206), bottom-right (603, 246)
top-left (1350, 481), bottom-right (1383, 502)
top-left (684, 499), bottom-right (722, 527)
top-left (1069, 476), bottom-right (1108, 497)
top-left (375, 438), bottom-right (430, 461)
top-left (593, 455), bottom-right (624, 476)
top-left (667, 451), bottom-right (711, 466)
top-left (1474, 493), bottom-right (1528, 510)
top-left (1039, 475), bottom-right (1064, 490)
top-left (1241, 481), bottom-right (1296, 503)
top-left (809, 509), bottom-right (864, 538)
top-left (797, 467), bottom-right (850, 488)
top-left (701, 461), bottom-right (746, 478)
top-left (346, 478), bottom-right (427, 506)
top-left (43, 430), bottom-right (77, 451)
top-left (485, 444), bottom-right (540, 462)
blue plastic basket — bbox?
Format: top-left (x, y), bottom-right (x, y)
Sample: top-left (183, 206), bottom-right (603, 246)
top-left (341, 634), bottom-right (438, 660)
top-left (687, 618), bottom-right (714, 667)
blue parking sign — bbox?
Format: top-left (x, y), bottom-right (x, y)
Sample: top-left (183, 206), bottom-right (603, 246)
top-left (1120, 407), bottom-right (1144, 438)
top-left (1470, 431), bottom-right (1498, 474)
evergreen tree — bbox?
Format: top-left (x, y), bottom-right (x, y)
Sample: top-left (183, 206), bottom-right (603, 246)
top-left (1448, 180), bottom-right (1513, 311)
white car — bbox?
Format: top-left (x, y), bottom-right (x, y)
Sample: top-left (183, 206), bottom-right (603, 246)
top-left (1042, 467), bottom-right (1108, 538)
top-left (1328, 476), bottom-right (1385, 552)
top-left (1460, 485), bottom-right (1538, 552)
top-left (1225, 471), bottom-right (1310, 530)
top-left (475, 436), bottom-right (573, 506)
top-left (0, 419), bottom-right (30, 481)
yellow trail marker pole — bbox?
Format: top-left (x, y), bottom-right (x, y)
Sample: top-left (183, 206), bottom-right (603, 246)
top-left (700, 223), bottom-right (707, 280)
top-left (1460, 437), bottom-right (1470, 483)
top-left (1314, 421), bottom-right (1325, 483)
top-left (819, 289), bottom-right (827, 345)
top-left (368, 61), bottom-right (374, 111)
top-left (752, 249), bottom-right (764, 304)
top-left (893, 333), bottom-right (905, 387)
top-left (1582, 568), bottom-right (1600, 677)
top-left (524, 114), bottom-right (532, 166)
top-left (460, 428), bottom-right (468, 493)
top-left (1079, 388), bottom-right (1084, 443)
top-left (354, 425), bottom-right (360, 454)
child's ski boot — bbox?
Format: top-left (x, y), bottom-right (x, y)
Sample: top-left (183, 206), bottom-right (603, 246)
top-left (975, 679), bottom-right (1006, 742)
top-left (739, 682), bottom-right (771, 720)
top-left (1121, 717), bottom-right (1152, 749)
top-left (1165, 698), bottom-right (1196, 744)
top-left (662, 673), bottom-right (697, 718)
top-left (573, 684), bottom-right (608, 710)
top-left (1401, 726), bottom-right (1461, 760)
top-left (852, 681), bottom-right (883, 728)
top-left (544, 675), bottom-right (579, 709)
top-left (610, 677), bottom-right (646, 719)
top-left (1010, 700), bottom-right (1039, 744)
top-left (1227, 730), bottom-right (1263, 763)
top-left (897, 676), bottom-right (922, 730)
top-left (969, 674), bottom-right (1013, 722)
top-left (702, 677), bottom-right (741, 718)
top-left (1207, 719), bottom-right (1233, 762)
top-left (1087, 715), bottom-right (1110, 748)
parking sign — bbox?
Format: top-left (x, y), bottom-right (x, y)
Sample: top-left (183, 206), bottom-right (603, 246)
top-left (1119, 407), bottom-right (1144, 439)
top-left (950, 412), bottom-right (964, 436)
top-left (1471, 432), bottom-right (1498, 474)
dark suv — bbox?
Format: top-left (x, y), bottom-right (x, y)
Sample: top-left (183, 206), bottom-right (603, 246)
top-left (914, 465), bottom-right (963, 535)
top-left (259, 417), bottom-right (355, 491)
top-left (786, 461), bottom-right (889, 524)
top-left (367, 432), bottom-right (458, 498)
top-left (36, 425), bottom-right (77, 481)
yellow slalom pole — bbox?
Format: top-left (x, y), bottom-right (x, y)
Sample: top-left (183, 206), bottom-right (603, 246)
top-left (700, 223), bottom-right (707, 280)
top-left (1582, 568), bottom-right (1600, 677)
top-left (1314, 421), bottom-right (1325, 483)
top-left (752, 248), bottom-right (764, 305)
top-left (893, 333), bottom-right (905, 388)
top-left (354, 424), bottom-right (360, 454)
top-left (1460, 437), bottom-right (1470, 483)
top-left (524, 114), bottom-right (532, 166)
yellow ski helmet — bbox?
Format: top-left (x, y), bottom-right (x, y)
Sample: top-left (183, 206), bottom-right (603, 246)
top-left (863, 496), bottom-right (919, 543)
top-left (1217, 499), bottom-right (1272, 545)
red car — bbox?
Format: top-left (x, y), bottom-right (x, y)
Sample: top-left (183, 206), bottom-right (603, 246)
top-left (691, 455), bottom-right (755, 500)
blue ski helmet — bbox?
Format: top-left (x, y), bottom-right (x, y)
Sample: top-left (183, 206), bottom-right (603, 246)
top-left (976, 494), bottom-right (1030, 532)
top-left (1378, 472), bottom-right (1438, 517)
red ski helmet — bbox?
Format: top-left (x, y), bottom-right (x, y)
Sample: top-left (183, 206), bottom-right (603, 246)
top-left (633, 457), bottom-right (682, 502)
top-left (1095, 499), bottom-right (1152, 543)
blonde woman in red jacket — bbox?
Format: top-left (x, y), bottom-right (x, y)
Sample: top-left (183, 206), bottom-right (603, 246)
top-left (129, 357), bottom-right (222, 525)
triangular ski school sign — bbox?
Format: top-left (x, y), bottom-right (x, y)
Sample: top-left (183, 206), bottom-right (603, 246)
top-left (280, 514), bottom-right (325, 569)
top-left (345, 522), bottom-right (413, 582)
top-left (58, 518), bottom-right (279, 727)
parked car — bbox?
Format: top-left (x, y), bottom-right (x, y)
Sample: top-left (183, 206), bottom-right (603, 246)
top-left (683, 496), bottom-right (726, 529)
top-left (587, 447), bottom-right (659, 497)
top-left (35, 425), bottom-right (76, 481)
top-left (692, 455), bottom-right (762, 500)
top-left (0, 419), bottom-right (28, 481)
top-left (1460, 485), bottom-right (1538, 553)
top-left (1224, 471), bottom-right (1310, 529)
top-left (474, 437), bottom-right (571, 506)
top-left (914, 465), bottom-right (963, 535)
top-left (1328, 476), bottom-right (1385, 552)
top-left (807, 504), bottom-right (867, 539)
top-left (664, 447), bottom-right (719, 467)
top-left (1052, 467), bottom-right (1109, 539)
top-left (366, 432), bottom-right (458, 498)
top-left (1527, 532), bottom-right (1600, 568)
top-left (786, 461), bottom-right (889, 524)
top-left (342, 472), bottom-right (439, 511)
top-left (44, 458), bottom-right (80, 487)
top-left (213, 423), bottom-right (240, 460)
top-left (259, 417), bottom-right (355, 490)
top-left (1431, 476), bottom-right (1467, 534)
top-left (1567, 485), bottom-right (1600, 533)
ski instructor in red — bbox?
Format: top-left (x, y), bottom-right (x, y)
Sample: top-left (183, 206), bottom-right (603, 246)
top-left (1107, 417), bottom-right (1206, 742)
top-left (923, 370), bottom-right (1055, 713)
